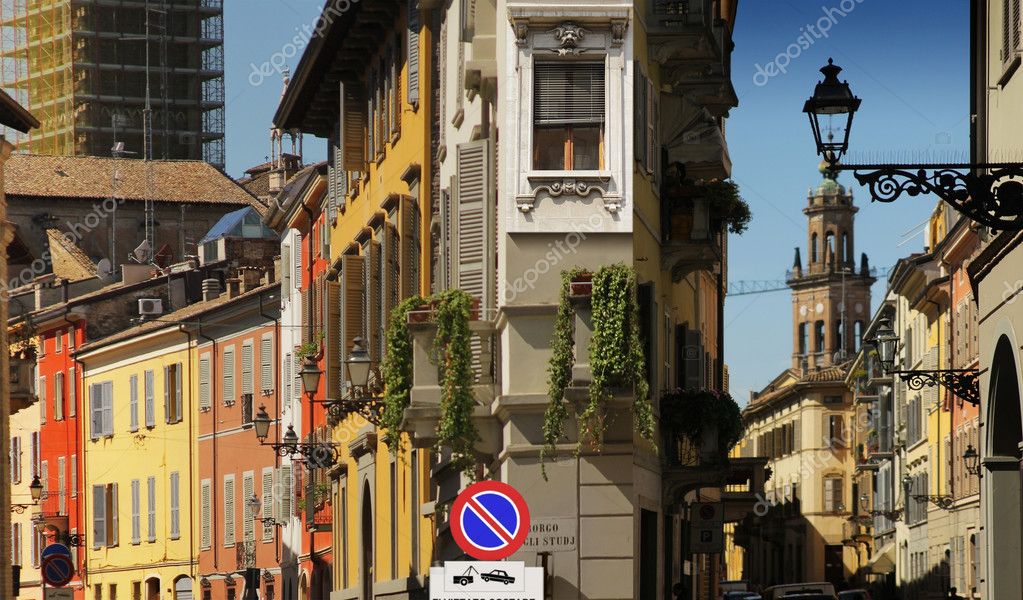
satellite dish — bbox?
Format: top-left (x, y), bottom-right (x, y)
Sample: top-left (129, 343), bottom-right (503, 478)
top-left (97, 258), bottom-right (112, 279)
top-left (131, 240), bottom-right (152, 264)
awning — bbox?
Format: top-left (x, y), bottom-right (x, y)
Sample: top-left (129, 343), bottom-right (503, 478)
top-left (869, 542), bottom-right (895, 574)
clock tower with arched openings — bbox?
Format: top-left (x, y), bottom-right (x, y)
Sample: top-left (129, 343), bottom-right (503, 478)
top-left (788, 162), bottom-right (875, 372)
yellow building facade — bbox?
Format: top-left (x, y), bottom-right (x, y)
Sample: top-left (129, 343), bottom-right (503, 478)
top-left (78, 329), bottom-right (198, 600)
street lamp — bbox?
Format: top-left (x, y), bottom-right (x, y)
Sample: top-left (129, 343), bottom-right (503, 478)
top-left (300, 358), bottom-right (321, 396)
top-left (964, 444), bottom-right (981, 477)
top-left (804, 58), bottom-right (1023, 231)
top-left (865, 317), bottom-right (983, 407)
top-left (253, 405), bottom-right (272, 442)
top-left (29, 475), bottom-right (42, 503)
top-left (324, 336), bottom-right (386, 426)
top-left (252, 406), bottom-right (339, 468)
top-left (803, 58), bottom-right (861, 165)
top-left (248, 493), bottom-right (283, 528)
top-left (859, 493), bottom-right (870, 513)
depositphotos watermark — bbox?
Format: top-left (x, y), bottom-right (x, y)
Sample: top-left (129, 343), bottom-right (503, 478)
top-left (752, 0), bottom-right (867, 88)
top-left (248, 0), bottom-right (361, 88)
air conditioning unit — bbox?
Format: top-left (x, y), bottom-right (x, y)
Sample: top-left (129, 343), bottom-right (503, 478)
top-left (138, 298), bottom-right (163, 316)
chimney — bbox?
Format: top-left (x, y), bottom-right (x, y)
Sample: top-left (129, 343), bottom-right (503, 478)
top-left (240, 268), bottom-right (262, 293)
top-left (201, 278), bottom-right (221, 302)
top-left (226, 277), bottom-right (242, 299)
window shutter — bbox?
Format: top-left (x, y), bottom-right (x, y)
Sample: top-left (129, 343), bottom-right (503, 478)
top-left (131, 479), bottom-right (141, 544)
top-left (110, 482), bottom-right (119, 546)
top-left (284, 352), bottom-right (293, 414)
top-left (39, 375), bottom-right (46, 423)
top-left (824, 478), bottom-right (834, 512)
top-left (68, 367), bottom-right (76, 417)
top-left (129, 375), bottom-right (139, 431)
top-left (243, 473), bottom-right (255, 542)
top-left (328, 130), bottom-right (339, 223)
top-left (325, 280), bottom-right (342, 401)
top-left (201, 480), bottom-right (211, 549)
top-left (454, 139), bottom-right (496, 308)
top-left (278, 465), bottom-right (293, 523)
top-left (340, 255), bottom-right (367, 358)
top-left (294, 353), bottom-right (303, 407)
top-left (294, 240), bottom-right (303, 289)
top-left (340, 81), bottom-right (367, 170)
top-left (224, 476), bottom-right (236, 546)
top-left (262, 469), bottom-right (274, 542)
top-left (199, 356), bottom-right (211, 410)
top-left (282, 244), bottom-right (291, 295)
top-left (242, 343), bottom-right (254, 396)
top-left (170, 472), bottom-right (180, 539)
top-left (634, 64), bottom-right (647, 171)
top-left (683, 329), bottom-right (703, 389)
top-left (55, 372), bottom-right (64, 420)
top-left (260, 335), bottom-right (274, 393)
top-left (10, 436), bottom-right (19, 484)
top-left (93, 484), bottom-right (106, 549)
top-left (147, 476), bottom-right (156, 542)
top-left (367, 71), bottom-right (377, 160)
top-left (534, 62), bottom-right (605, 125)
top-left (163, 365), bottom-right (171, 423)
top-left (143, 370), bottom-right (154, 427)
top-left (367, 239), bottom-right (383, 362)
top-left (400, 198), bottom-right (421, 299)
top-left (648, 77), bottom-right (658, 176)
top-left (58, 456), bottom-right (66, 515)
top-left (384, 223), bottom-right (401, 325)
top-left (40, 461), bottom-right (48, 499)
top-left (71, 454), bottom-right (76, 498)
top-left (174, 363), bottom-right (183, 422)
top-left (224, 347), bottom-right (236, 406)
top-left (407, 0), bottom-right (420, 107)
top-left (301, 286), bottom-right (312, 345)
top-left (390, 41), bottom-right (401, 134)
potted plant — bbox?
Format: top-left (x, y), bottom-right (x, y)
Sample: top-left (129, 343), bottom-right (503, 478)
top-left (569, 271), bottom-right (593, 296)
top-left (660, 388), bottom-right (743, 464)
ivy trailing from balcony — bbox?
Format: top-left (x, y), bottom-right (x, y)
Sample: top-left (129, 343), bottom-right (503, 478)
top-left (543, 264), bottom-right (656, 461)
top-left (661, 388), bottom-right (743, 457)
top-left (433, 288), bottom-right (481, 477)
top-left (381, 295), bottom-right (427, 453)
top-left (541, 267), bottom-right (588, 476)
top-left (584, 264), bottom-right (656, 448)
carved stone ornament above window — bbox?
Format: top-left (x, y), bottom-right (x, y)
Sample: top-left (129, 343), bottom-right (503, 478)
top-left (549, 22), bottom-right (588, 55)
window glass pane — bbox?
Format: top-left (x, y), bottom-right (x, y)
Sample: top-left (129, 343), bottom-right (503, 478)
top-left (572, 126), bottom-right (601, 170)
top-left (534, 127), bottom-right (567, 170)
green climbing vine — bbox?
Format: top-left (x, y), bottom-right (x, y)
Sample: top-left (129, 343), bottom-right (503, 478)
top-left (542, 264), bottom-right (657, 462)
top-left (433, 289), bottom-right (481, 477)
top-left (380, 295), bottom-right (427, 453)
top-left (541, 267), bottom-right (588, 474)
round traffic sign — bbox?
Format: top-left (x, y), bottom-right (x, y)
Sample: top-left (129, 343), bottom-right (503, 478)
top-left (450, 480), bottom-right (530, 560)
top-left (41, 553), bottom-right (75, 587)
top-left (41, 543), bottom-right (71, 560)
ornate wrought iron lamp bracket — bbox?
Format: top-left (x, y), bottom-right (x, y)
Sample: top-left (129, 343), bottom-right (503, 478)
top-left (325, 369), bottom-right (385, 427)
top-left (912, 494), bottom-right (955, 511)
top-left (892, 368), bottom-right (985, 407)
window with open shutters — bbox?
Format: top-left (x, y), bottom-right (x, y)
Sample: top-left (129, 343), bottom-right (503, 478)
top-left (260, 334), bottom-right (274, 393)
top-left (455, 140), bottom-right (496, 309)
top-left (325, 280), bottom-right (342, 401)
top-left (340, 255), bottom-right (367, 359)
top-left (400, 198), bottom-right (421, 299)
top-left (1004, 0), bottom-right (1021, 67)
top-left (534, 62), bottom-right (604, 170)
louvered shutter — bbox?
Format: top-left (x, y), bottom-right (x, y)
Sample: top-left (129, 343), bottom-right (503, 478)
top-left (146, 477), bottom-right (156, 541)
top-left (174, 363), bottom-right (183, 423)
top-left (683, 329), bottom-right (703, 389)
top-left (68, 367), bottom-right (76, 416)
top-left (340, 81), bottom-right (367, 170)
top-left (278, 465), bottom-right (293, 522)
top-left (93, 485), bottom-right (106, 548)
top-left (407, 0), bottom-right (420, 107)
top-left (144, 371), bottom-right (155, 427)
top-left (129, 374), bottom-right (139, 431)
top-left (110, 482), bottom-right (119, 546)
top-left (101, 381), bottom-right (113, 436)
top-left (824, 477), bottom-right (834, 512)
top-left (199, 356), bottom-right (211, 410)
top-left (223, 347), bottom-right (236, 406)
top-left (634, 66), bottom-right (648, 171)
top-left (391, 41), bottom-right (401, 134)
top-left (282, 244), bottom-right (291, 296)
top-left (224, 476), bottom-right (236, 546)
top-left (367, 71), bottom-right (377, 159)
top-left (262, 470), bottom-right (274, 542)
top-left (454, 139), bottom-right (495, 308)
top-left (201, 480), bottom-right (211, 548)
top-left (163, 365), bottom-right (171, 423)
top-left (340, 255), bottom-right (367, 358)
top-left (301, 287), bottom-right (311, 345)
top-left (131, 479), bottom-right (141, 544)
top-left (260, 335), bottom-right (274, 393)
top-left (534, 62), bottom-right (605, 125)
top-left (242, 343), bottom-right (254, 396)
top-left (294, 239), bottom-right (303, 289)
top-left (328, 125), bottom-right (339, 222)
top-left (384, 224), bottom-right (400, 326)
top-left (55, 372), bottom-right (64, 420)
top-left (284, 352), bottom-right (293, 414)
top-left (400, 198), bottom-right (421, 299)
top-left (57, 457), bottom-right (66, 515)
top-left (243, 473), bottom-right (255, 542)
top-left (367, 240), bottom-right (383, 362)
top-left (294, 353), bottom-right (303, 407)
top-left (325, 280), bottom-right (342, 401)
top-left (170, 472), bottom-right (180, 539)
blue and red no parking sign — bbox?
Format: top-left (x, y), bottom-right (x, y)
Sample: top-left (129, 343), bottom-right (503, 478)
top-left (450, 480), bottom-right (530, 560)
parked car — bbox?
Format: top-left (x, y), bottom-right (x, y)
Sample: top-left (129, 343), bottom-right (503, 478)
top-left (837, 591), bottom-right (871, 600)
top-left (724, 593), bottom-right (762, 600)
top-left (763, 582), bottom-right (837, 600)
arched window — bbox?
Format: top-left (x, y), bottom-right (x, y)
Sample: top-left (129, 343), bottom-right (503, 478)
top-left (173, 576), bottom-right (193, 600)
top-left (834, 319), bottom-right (843, 352)
top-left (798, 323), bottom-right (809, 355)
top-left (825, 232), bottom-right (836, 262)
top-left (811, 233), bottom-right (819, 263)
top-left (843, 232), bottom-right (852, 266)
top-left (814, 320), bottom-right (826, 353)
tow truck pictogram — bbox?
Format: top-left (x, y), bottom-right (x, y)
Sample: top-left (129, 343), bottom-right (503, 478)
top-left (453, 565), bottom-right (479, 586)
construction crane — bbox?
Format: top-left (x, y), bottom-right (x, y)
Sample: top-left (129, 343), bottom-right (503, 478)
top-left (728, 266), bottom-right (894, 297)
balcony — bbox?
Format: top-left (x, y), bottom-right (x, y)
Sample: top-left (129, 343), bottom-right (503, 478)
top-left (658, 176), bottom-right (747, 281)
top-left (401, 312), bottom-right (501, 455)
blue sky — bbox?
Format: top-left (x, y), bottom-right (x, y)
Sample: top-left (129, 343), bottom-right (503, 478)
top-left (223, 1), bottom-right (969, 404)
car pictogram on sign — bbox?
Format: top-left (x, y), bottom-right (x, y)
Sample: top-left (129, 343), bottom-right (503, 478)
top-left (481, 569), bottom-right (515, 584)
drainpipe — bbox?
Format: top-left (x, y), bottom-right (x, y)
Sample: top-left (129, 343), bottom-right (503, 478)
top-left (259, 290), bottom-right (282, 565)
top-left (177, 324), bottom-right (196, 578)
top-left (298, 202), bottom-right (318, 576)
top-left (64, 311), bottom-right (85, 585)
top-left (196, 317), bottom-right (219, 570)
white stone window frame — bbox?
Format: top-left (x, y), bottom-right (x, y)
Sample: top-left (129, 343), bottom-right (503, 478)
top-left (505, 7), bottom-right (631, 232)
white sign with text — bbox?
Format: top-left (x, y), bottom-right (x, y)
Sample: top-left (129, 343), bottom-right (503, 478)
top-left (430, 561), bottom-right (544, 600)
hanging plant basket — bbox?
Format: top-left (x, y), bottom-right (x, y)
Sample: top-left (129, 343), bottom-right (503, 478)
top-left (569, 271), bottom-right (593, 296)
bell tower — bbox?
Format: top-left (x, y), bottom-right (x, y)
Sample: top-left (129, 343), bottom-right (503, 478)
top-left (787, 162), bottom-right (875, 371)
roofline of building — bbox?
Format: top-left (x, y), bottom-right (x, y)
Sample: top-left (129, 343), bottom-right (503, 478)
top-left (0, 88), bottom-right (39, 132)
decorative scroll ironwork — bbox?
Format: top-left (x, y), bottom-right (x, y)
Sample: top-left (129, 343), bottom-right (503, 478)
top-left (264, 439), bottom-right (340, 468)
top-left (841, 163), bottom-right (1023, 231)
top-left (912, 494), bottom-right (954, 510)
top-left (324, 370), bottom-right (385, 427)
top-left (895, 369), bottom-right (983, 407)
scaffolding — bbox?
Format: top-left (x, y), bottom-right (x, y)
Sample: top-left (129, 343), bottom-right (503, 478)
top-left (0, 0), bottom-right (225, 167)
